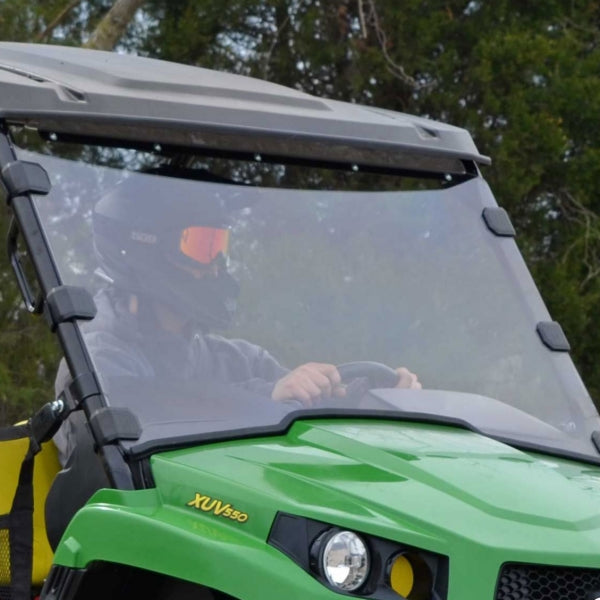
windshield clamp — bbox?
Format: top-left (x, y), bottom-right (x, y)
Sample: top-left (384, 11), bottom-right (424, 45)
top-left (0, 160), bottom-right (51, 205)
top-left (89, 407), bottom-right (142, 445)
top-left (536, 321), bottom-right (571, 352)
top-left (482, 207), bottom-right (516, 237)
top-left (44, 285), bottom-right (97, 332)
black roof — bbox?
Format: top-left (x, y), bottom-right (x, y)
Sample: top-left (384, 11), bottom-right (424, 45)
top-left (0, 43), bottom-right (490, 172)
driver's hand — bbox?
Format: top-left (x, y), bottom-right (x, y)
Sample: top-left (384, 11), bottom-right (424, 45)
top-left (272, 363), bottom-right (346, 405)
top-left (395, 367), bottom-right (422, 389)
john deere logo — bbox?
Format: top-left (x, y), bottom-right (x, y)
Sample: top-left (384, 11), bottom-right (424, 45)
top-left (186, 492), bottom-right (248, 523)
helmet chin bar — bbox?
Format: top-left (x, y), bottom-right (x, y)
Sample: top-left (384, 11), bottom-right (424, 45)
top-left (145, 267), bottom-right (240, 333)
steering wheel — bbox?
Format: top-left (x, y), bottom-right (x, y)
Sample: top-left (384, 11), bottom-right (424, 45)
top-left (336, 361), bottom-right (400, 388)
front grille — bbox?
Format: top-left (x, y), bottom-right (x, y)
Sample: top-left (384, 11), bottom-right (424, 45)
top-left (495, 563), bottom-right (600, 600)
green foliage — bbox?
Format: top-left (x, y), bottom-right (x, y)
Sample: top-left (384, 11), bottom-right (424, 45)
top-left (0, 206), bottom-right (61, 424)
top-left (0, 0), bottom-right (113, 45)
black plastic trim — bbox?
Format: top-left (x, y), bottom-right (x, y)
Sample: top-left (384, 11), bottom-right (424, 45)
top-left (40, 565), bottom-right (86, 600)
top-left (494, 561), bottom-right (600, 600)
top-left (44, 285), bottom-right (97, 332)
top-left (537, 321), bottom-right (571, 352)
top-left (89, 407), bottom-right (142, 445)
top-left (4, 110), bottom-right (491, 167)
top-left (129, 456), bottom-right (156, 489)
top-left (0, 159), bottom-right (50, 203)
top-left (592, 431), bottom-right (600, 454)
top-left (268, 513), bottom-right (330, 572)
top-left (125, 409), bottom-right (600, 467)
top-left (482, 207), bottom-right (516, 237)
top-left (37, 129), bottom-right (480, 184)
top-left (100, 444), bottom-right (135, 490)
top-left (66, 372), bottom-right (100, 404)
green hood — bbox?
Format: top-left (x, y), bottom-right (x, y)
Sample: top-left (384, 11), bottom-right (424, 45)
top-left (55, 418), bottom-right (600, 600)
top-left (151, 419), bottom-right (600, 566)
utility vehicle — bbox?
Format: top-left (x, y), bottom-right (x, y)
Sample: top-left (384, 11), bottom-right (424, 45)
top-left (1, 43), bottom-right (600, 600)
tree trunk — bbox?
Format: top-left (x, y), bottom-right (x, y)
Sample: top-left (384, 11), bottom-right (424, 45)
top-left (84, 0), bottom-right (146, 51)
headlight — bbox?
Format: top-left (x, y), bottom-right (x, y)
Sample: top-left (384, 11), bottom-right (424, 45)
top-left (321, 530), bottom-right (370, 591)
top-left (268, 513), bottom-right (448, 599)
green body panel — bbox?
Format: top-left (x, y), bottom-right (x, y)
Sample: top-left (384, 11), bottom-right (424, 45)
top-left (54, 420), bottom-right (600, 599)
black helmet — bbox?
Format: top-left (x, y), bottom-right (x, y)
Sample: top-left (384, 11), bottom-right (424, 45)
top-left (92, 171), bottom-right (241, 330)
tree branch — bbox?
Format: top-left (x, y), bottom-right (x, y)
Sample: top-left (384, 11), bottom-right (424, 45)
top-left (364, 0), bottom-right (430, 90)
top-left (35, 0), bottom-right (83, 43)
top-left (262, 9), bottom-right (291, 79)
top-left (558, 189), bottom-right (600, 289)
top-left (358, 0), bottom-right (368, 38)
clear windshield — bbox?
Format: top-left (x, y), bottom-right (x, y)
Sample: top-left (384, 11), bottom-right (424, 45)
top-left (21, 145), bottom-right (600, 460)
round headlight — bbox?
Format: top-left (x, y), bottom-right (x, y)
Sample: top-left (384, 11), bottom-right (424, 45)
top-left (321, 530), bottom-right (370, 591)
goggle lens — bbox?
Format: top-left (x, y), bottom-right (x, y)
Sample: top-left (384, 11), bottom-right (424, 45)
top-left (180, 226), bottom-right (230, 264)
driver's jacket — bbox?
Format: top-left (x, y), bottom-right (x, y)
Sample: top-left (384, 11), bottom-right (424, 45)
top-left (54, 287), bottom-right (289, 465)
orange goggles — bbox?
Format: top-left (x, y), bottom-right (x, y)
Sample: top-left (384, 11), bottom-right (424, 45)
top-left (179, 226), bottom-right (230, 265)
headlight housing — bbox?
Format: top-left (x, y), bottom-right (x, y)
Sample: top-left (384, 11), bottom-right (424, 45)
top-left (268, 513), bottom-right (448, 599)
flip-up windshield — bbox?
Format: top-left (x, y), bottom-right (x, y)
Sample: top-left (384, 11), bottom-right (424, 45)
top-left (19, 142), bottom-right (600, 461)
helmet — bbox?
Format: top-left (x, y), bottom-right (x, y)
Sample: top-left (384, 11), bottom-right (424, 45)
top-left (92, 171), bottom-right (241, 330)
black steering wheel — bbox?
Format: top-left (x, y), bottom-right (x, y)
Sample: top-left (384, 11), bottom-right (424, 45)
top-left (336, 361), bottom-right (400, 388)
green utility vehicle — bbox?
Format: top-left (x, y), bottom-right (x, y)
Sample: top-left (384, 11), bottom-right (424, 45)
top-left (1, 43), bottom-right (600, 600)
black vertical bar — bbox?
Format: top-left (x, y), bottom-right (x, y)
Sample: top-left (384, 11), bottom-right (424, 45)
top-left (0, 123), bottom-right (133, 489)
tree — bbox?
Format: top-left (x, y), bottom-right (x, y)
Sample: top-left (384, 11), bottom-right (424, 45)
top-left (84, 0), bottom-right (146, 50)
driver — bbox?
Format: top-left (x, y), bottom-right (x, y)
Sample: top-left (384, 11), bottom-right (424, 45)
top-left (53, 173), bottom-right (420, 464)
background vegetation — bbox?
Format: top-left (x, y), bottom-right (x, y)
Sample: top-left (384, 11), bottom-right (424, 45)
top-left (1, 0), bottom-right (599, 422)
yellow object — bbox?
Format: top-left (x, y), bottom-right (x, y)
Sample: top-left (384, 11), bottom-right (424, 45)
top-left (390, 554), bottom-right (414, 598)
top-left (0, 432), bottom-right (60, 586)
